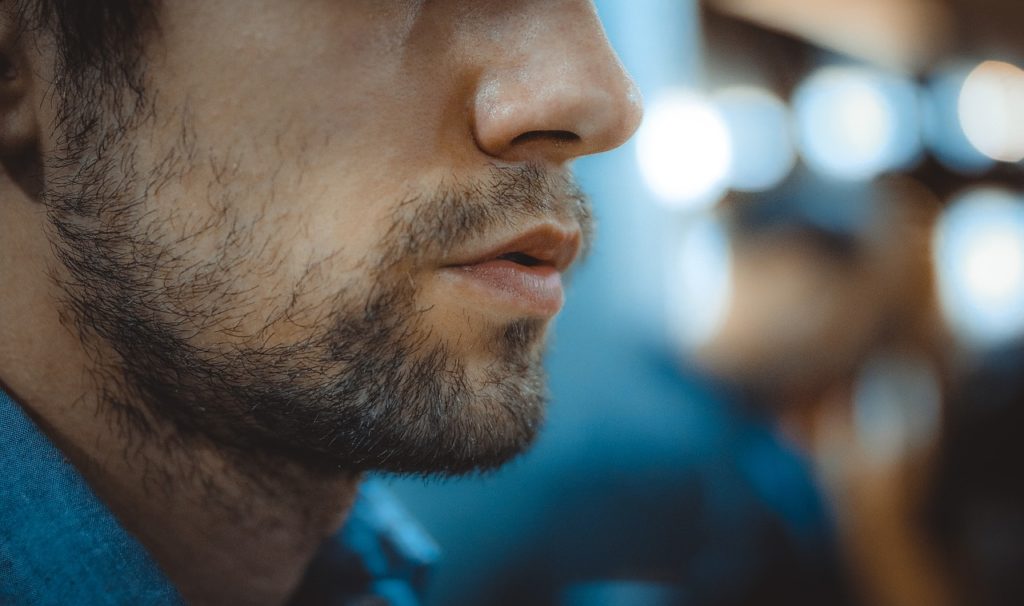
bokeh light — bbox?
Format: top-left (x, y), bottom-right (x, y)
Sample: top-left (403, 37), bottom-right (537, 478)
top-left (794, 66), bottom-right (921, 181)
top-left (667, 212), bottom-right (733, 351)
top-left (958, 60), bottom-right (1024, 163)
top-left (923, 64), bottom-right (996, 174)
top-left (934, 188), bottom-right (1024, 348)
top-left (636, 91), bottom-right (733, 211)
top-left (853, 352), bottom-right (942, 468)
top-left (715, 87), bottom-right (796, 192)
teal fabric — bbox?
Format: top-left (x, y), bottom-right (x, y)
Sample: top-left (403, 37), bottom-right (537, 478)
top-left (0, 388), bottom-right (438, 605)
top-left (0, 389), bottom-right (183, 605)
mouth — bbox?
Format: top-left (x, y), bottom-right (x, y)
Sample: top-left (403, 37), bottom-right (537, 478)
top-left (440, 225), bottom-right (582, 317)
top-left (448, 225), bottom-right (582, 271)
top-left (494, 251), bottom-right (546, 267)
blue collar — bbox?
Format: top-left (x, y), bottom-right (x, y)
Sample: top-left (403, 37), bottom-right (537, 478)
top-left (0, 389), bottom-right (437, 606)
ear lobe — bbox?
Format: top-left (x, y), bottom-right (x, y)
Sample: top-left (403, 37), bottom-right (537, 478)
top-left (0, 52), bottom-right (35, 145)
top-left (0, 37), bottom-right (42, 201)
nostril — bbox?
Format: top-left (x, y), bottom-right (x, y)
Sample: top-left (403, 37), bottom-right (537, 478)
top-left (510, 130), bottom-right (581, 147)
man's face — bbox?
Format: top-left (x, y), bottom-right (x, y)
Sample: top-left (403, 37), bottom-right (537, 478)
top-left (44, 0), bottom-right (641, 474)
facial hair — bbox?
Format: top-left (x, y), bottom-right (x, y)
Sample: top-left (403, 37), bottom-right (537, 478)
top-left (45, 116), bottom-right (593, 476)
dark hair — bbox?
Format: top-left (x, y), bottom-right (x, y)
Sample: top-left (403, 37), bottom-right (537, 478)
top-left (13, 0), bottom-right (155, 158)
top-left (16, 0), bottom-right (152, 74)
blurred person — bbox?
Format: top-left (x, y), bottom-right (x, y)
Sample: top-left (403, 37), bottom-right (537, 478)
top-left (692, 178), bottom-right (954, 605)
top-left (698, 179), bottom-right (941, 407)
top-left (0, 1), bottom-right (641, 605)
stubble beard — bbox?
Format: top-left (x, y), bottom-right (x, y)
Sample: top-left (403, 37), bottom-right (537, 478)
top-left (44, 101), bottom-right (593, 479)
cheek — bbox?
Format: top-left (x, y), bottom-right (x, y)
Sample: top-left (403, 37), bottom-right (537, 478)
top-left (134, 155), bottom-right (385, 348)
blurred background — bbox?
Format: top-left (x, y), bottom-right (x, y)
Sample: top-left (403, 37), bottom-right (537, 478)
top-left (384, 1), bottom-right (1024, 604)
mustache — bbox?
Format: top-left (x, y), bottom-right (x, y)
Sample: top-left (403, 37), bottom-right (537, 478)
top-left (381, 163), bottom-right (594, 270)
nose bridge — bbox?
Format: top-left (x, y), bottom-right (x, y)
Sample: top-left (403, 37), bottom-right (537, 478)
top-left (471, 2), bottom-right (643, 164)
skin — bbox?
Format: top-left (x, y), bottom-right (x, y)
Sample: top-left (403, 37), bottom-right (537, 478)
top-left (0, 1), bottom-right (641, 604)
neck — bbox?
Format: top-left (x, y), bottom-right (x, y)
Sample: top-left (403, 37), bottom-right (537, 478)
top-left (0, 205), bottom-right (360, 606)
top-left (72, 416), bottom-right (361, 606)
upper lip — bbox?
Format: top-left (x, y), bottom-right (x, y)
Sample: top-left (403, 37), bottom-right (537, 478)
top-left (445, 224), bottom-right (582, 273)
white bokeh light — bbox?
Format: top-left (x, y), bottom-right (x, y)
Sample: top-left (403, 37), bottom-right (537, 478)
top-left (715, 87), bottom-right (796, 192)
top-left (958, 61), bottom-right (1024, 163)
top-left (794, 66), bottom-right (921, 181)
top-left (636, 91), bottom-right (733, 212)
top-left (667, 213), bottom-right (733, 351)
top-left (934, 188), bottom-right (1024, 348)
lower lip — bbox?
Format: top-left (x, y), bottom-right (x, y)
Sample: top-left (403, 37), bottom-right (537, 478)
top-left (443, 260), bottom-right (565, 316)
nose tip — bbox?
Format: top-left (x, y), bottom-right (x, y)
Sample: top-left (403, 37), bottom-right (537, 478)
top-left (471, 26), bottom-right (644, 165)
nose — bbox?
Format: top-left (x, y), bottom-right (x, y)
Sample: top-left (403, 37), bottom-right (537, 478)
top-left (470, 2), bottom-right (643, 165)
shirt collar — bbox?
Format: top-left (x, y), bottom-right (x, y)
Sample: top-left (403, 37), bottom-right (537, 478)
top-left (0, 388), bottom-right (438, 606)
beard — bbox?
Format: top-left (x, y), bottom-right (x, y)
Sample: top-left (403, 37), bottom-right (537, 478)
top-left (45, 111), bottom-right (593, 477)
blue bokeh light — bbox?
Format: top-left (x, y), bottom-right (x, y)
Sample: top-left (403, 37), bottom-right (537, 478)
top-left (667, 212), bottom-right (733, 351)
top-left (794, 66), bottom-right (922, 181)
top-left (715, 87), bottom-right (796, 192)
top-left (923, 64), bottom-right (997, 174)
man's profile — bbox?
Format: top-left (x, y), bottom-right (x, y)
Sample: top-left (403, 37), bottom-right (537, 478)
top-left (0, 1), bottom-right (641, 604)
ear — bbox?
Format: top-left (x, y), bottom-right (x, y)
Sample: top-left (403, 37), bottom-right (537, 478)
top-left (0, 11), bottom-right (42, 201)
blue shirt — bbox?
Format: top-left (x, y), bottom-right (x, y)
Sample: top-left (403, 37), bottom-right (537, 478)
top-left (0, 388), bottom-right (438, 605)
